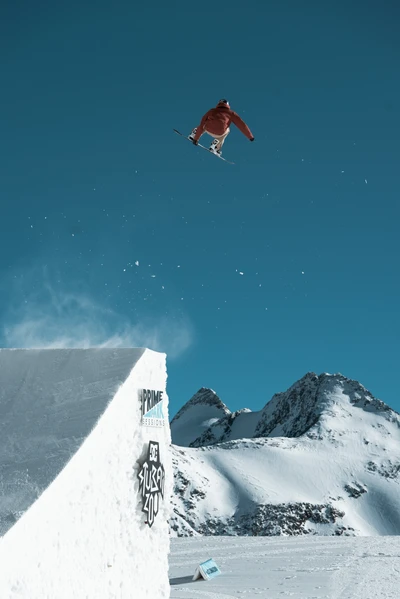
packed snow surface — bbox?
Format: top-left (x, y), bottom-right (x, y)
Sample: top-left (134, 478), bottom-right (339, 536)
top-left (170, 535), bottom-right (400, 598)
top-left (0, 348), bottom-right (172, 599)
top-left (0, 348), bottom-right (144, 536)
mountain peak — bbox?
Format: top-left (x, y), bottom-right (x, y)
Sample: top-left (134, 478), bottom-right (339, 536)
top-left (171, 388), bottom-right (230, 420)
top-left (255, 371), bottom-right (396, 439)
top-left (170, 388), bottom-right (231, 447)
top-left (171, 373), bottom-right (398, 448)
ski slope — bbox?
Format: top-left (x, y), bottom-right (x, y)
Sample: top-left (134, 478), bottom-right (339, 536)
top-left (170, 535), bottom-right (400, 598)
top-left (0, 348), bottom-right (172, 599)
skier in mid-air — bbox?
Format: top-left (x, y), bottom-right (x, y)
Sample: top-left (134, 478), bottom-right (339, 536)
top-left (189, 99), bottom-right (255, 156)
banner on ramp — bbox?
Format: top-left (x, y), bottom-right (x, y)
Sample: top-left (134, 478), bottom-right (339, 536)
top-left (137, 440), bottom-right (165, 527)
top-left (140, 389), bottom-right (166, 427)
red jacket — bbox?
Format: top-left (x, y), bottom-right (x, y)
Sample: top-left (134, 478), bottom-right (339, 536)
top-left (194, 104), bottom-right (253, 141)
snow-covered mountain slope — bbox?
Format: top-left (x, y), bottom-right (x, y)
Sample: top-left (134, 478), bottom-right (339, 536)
top-left (171, 373), bottom-right (400, 537)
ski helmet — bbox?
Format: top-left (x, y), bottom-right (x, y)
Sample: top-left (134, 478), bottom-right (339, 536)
top-left (218, 98), bottom-right (230, 106)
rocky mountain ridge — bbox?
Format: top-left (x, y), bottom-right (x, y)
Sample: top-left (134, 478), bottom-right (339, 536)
top-left (170, 373), bottom-right (400, 537)
top-left (171, 372), bottom-right (399, 447)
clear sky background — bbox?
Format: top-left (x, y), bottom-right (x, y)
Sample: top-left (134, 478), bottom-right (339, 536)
top-left (1, 0), bottom-right (399, 417)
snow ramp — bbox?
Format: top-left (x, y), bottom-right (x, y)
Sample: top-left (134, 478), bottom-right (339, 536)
top-left (0, 348), bottom-right (172, 598)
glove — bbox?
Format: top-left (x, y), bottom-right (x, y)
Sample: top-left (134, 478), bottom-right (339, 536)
top-left (192, 139), bottom-right (199, 146)
top-left (250, 137), bottom-right (255, 142)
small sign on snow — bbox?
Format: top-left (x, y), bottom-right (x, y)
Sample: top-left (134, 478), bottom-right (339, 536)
top-left (193, 558), bottom-right (222, 581)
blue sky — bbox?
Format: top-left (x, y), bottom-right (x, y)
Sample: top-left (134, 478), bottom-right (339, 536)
top-left (1, 0), bottom-right (399, 417)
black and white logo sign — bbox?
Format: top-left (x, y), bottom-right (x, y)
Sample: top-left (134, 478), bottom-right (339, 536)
top-left (137, 441), bottom-right (165, 528)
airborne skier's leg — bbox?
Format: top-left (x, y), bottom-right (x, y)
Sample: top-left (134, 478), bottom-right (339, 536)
top-left (188, 128), bottom-right (197, 141)
top-left (206, 128), bottom-right (230, 155)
